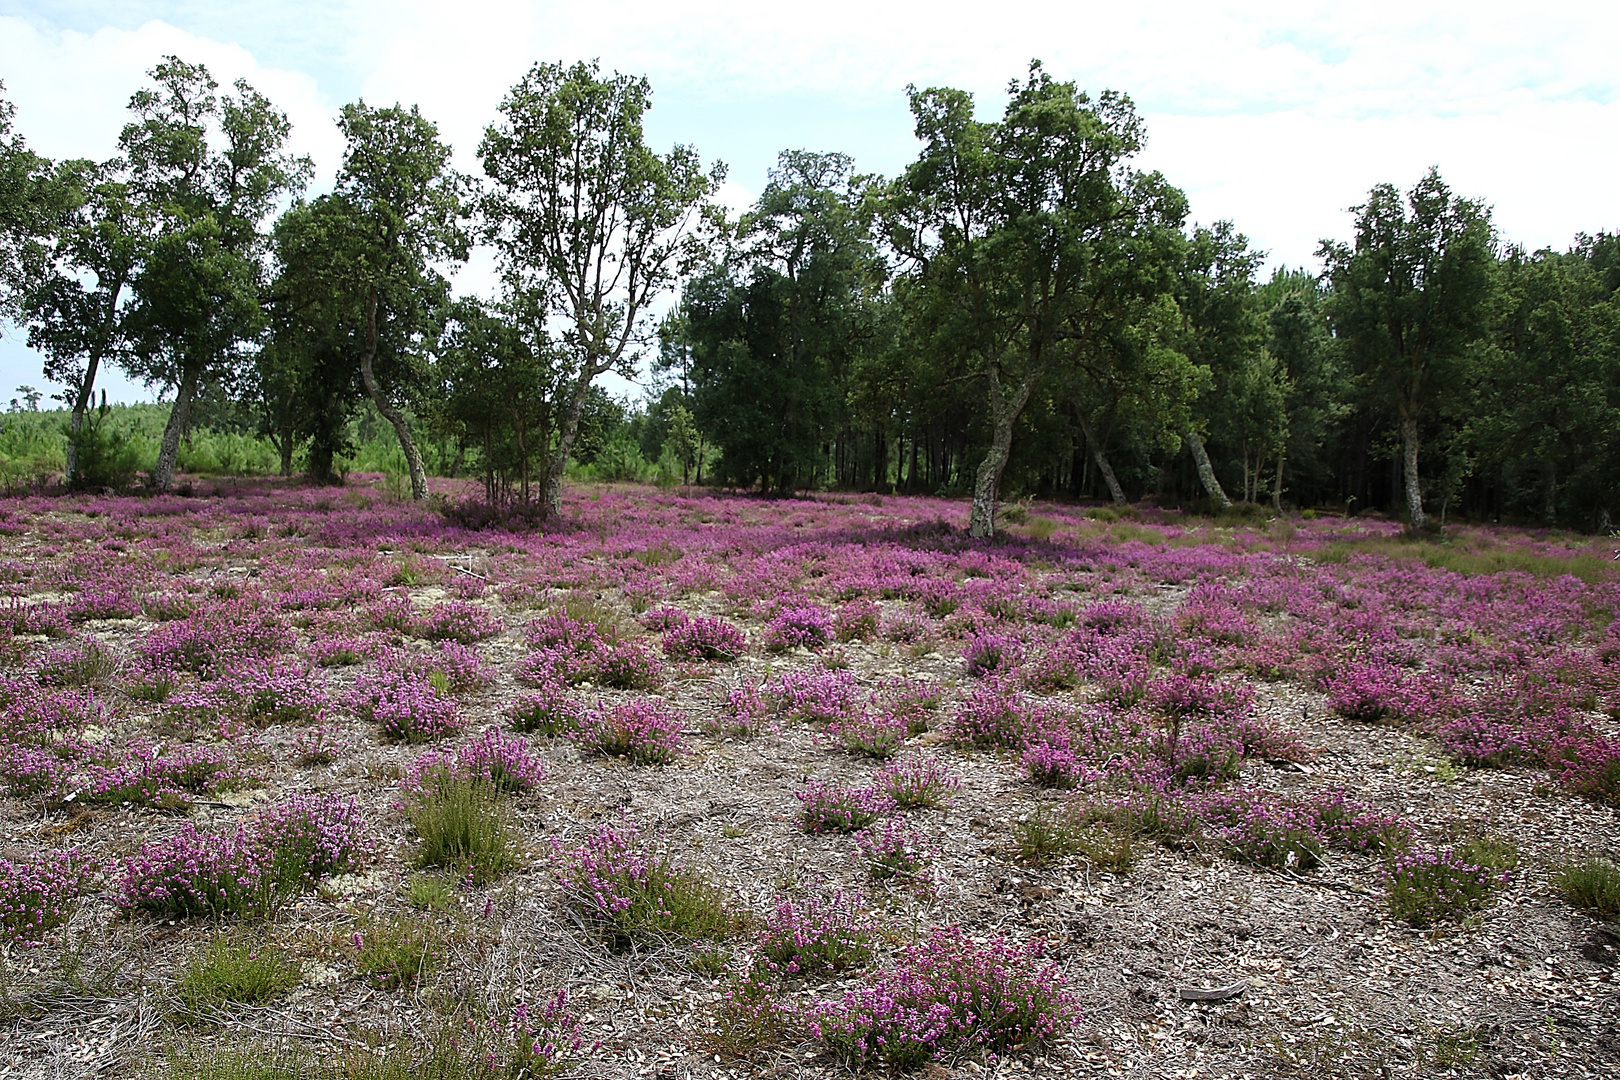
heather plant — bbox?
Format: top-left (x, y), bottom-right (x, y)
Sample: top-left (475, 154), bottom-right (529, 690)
top-left (770, 668), bottom-right (858, 726)
top-left (807, 927), bottom-right (1076, 1068)
top-left (873, 753), bottom-right (961, 810)
top-left (587, 639), bottom-right (665, 690)
top-left (1190, 790), bottom-right (1325, 869)
top-left (833, 599), bottom-right (881, 642)
top-left (402, 773), bottom-right (522, 885)
top-left (290, 723), bottom-right (351, 766)
top-left (1384, 848), bottom-right (1511, 926)
top-left (854, 818), bottom-right (933, 880)
top-left (36, 637), bottom-right (121, 687)
top-left (552, 820), bottom-right (733, 949)
top-left (120, 824), bottom-right (276, 919)
top-left (457, 729), bottom-right (549, 792)
top-left (414, 600), bottom-right (503, 645)
top-left (950, 681), bottom-right (1045, 750)
top-left (640, 605), bottom-right (690, 631)
top-left (574, 698), bottom-right (685, 764)
top-left (0, 599), bottom-right (69, 638)
top-left (0, 849), bottom-right (93, 946)
top-left (1023, 736), bottom-right (1085, 789)
top-left (505, 684), bottom-right (585, 736)
top-left (795, 780), bottom-right (894, 833)
top-left (764, 605), bottom-right (833, 651)
top-left (755, 893), bottom-right (879, 977)
top-left (175, 933), bottom-right (302, 1016)
top-left (254, 792), bottom-right (365, 885)
top-left (663, 616), bottom-right (748, 661)
top-left (203, 660), bottom-right (327, 727)
top-left (306, 636), bottom-right (370, 667)
top-left (1554, 857), bottom-right (1620, 918)
top-left (708, 680), bottom-right (773, 737)
top-left (963, 633), bottom-right (1023, 677)
top-left (0, 744), bottom-right (77, 799)
top-left (497, 989), bottom-right (589, 1077)
top-left (349, 673), bottom-right (462, 743)
top-left (880, 609), bottom-right (931, 644)
top-left (80, 741), bottom-right (251, 809)
top-left (1547, 734), bottom-right (1620, 806)
top-left (826, 709), bottom-right (907, 758)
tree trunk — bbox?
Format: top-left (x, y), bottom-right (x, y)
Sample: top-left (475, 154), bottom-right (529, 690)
top-left (967, 370), bottom-right (1037, 539)
top-left (150, 366), bottom-right (199, 493)
top-left (1074, 408), bottom-right (1127, 505)
top-left (1186, 431), bottom-right (1232, 512)
top-left (356, 292), bottom-right (428, 501)
top-left (540, 364), bottom-right (601, 518)
top-left (1399, 410), bottom-right (1425, 531)
top-left (1272, 448), bottom-right (1285, 512)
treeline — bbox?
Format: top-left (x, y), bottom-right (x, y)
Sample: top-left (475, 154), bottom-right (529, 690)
top-left (1, 59), bottom-right (1616, 532)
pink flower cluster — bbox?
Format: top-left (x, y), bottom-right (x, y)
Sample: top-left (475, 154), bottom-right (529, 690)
top-left (0, 849), bottom-right (93, 946)
top-left (573, 699), bottom-right (685, 764)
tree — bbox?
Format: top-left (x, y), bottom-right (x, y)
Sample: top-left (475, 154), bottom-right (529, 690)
top-left (1320, 168), bottom-right (1494, 531)
top-left (886, 61), bottom-right (1187, 536)
top-left (480, 60), bottom-right (722, 516)
top-left (265, 102), bottom-right (468, 496)
top-left (21, 158), bottom-right (141, 482)
top-left (681, 151), bottom-right (880, 492)
top-left (118, 57), bottom-right (311, 492)
top-left (0, 82), bottom-right (62, 329)
top-left (1259, 267), bottom-right (1346, 510)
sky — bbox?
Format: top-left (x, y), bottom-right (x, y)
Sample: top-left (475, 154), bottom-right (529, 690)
top-left (1, 0), bottom-right (1616, 404)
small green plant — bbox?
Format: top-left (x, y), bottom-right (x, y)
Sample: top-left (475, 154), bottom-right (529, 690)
top-left (352, 915), bottom-right (437, 990)
top-left (174, 933), bottom-right (301, 1019)
top-left (404, 775), bottom-right (522, 885)
top-left (1415, 1023), bottom-right (1483, 1070)
top-left (704, 973), bottom-right (796, 1061)
top-left (1384, 848), bottom-right (1508, 926)
top-left (1554, 857), bottom-right (1620, 917)
top-left (405, 873), bottom-right (456, 912)
top-left (1074, 827), bottom-right (1136, 873)
top-left (1011, 812), bottom-right (1082, 866)
top-left (1455, 835), bottom-right (1519, 875)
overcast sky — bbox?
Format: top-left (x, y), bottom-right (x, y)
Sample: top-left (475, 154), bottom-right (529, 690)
top-left (2, 0), bottom-right (1616, 404)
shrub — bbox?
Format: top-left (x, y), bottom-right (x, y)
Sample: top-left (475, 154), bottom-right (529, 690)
top-left (457, 729), bottom-right (549, 793)
top-left (764, 605), bottom-right (833, 651)
top-left (414, 601), bottom-right (502, 645)
top-left (807, 927), bottom-right (1076, 1069)
top-left (588, 640), bottom-right (664, 690)
top-left (175, 933), bottom-right (302, 1015)
top-left (0, 849), bottom-right (93, 946)
top-left (1548, 734), bottom-right (1620, 806)
top-left (552, 820), bottom-right (732, 949)
top-left (350, 673), bottom-right (462, 743)
top-left (290, 724), bottom-right (350, 766)
top-left (506, 685), bottom-right (585, 737)
top-left (1191, 790), bottom-right (1324, 870)
top-left (1023, 737), bottom-right (1084, 789)
top-left (1554, 857), bottom-right (1620, 918)
top-left (80, 741), bottom-right (251, 809)
top-left (402, 774), bottom-right (522, 885)
top-left (771, 669), bottom-right (858, 725)
top-left (833, 600), bottom-right (881, 643)
top-left (203, 660), bottom-right (327, 727)
top-left (1383, 848), bottom-right (1510, 926)
top-left (963, 633), bottom-right (1022, 677)
top-left (307, 637), bottom-right (370, 667)
top-left (120, 825), bottom-right (276, 919)
top-left (708, 681), bottom-right (773, 737)
top-left (639, 606), bottom-right (689, 631)
top-left (755, 893), bottom-right (878, 978)
top-left (950, 682), bottom-right (1043, 750)
top-left (254, 792), bottom-right (365, 885)
top-left (855, 818), bottom-right (933, 880)
top-left (37, 638), bottom-right (121, 687)
top-left (873, 754), bottom-right (961, 810)
top-left (795, 780), bottom-right (893, 833)
top-left (663, 616), bottom-right (748, 662)
top-left (826, 709), bottom-right (907, 759)
top-left (574, 699), bottom-right (684, 764)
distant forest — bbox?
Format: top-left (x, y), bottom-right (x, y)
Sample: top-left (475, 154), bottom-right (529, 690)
top-left (2, 57), bottom-right (1616, 533)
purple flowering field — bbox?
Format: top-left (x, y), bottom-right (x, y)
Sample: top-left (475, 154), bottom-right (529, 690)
top-left (1, 479), bottom-right (1618, 1077)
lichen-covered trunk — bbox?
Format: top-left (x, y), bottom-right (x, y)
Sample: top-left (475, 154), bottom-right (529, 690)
top-left (357, 292), bottom-right (427, 501)
top-left (967, 370), bottom-right (1036, 539)
top-left (1399, 410), bottom-right (1425, 531)
top-left (65, 280), bottom-right (124, 484)
top-left (1186, 430), bottom-right (1231, 512)
top-left (149, 366), bottom-right (198, 493)
top-left (1074, 408), bottom-right (1127, 505)
top-left (1272, 448), bottom-right (1285, 512)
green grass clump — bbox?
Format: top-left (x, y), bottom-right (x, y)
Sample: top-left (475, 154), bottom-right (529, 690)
top-left (353, 915), bottom-right (438, 990)
top-left (1555, 857), bottom-right (1620, 918)
top-left (404, 776), bottom-right (522, 885)
top-left (174, 934), bottom-right (301, 1019)
top-left (405, 873), bottom-right (457, 912)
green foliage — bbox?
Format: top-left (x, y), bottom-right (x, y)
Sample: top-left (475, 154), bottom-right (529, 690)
top-left (404, 776), bottom-right (522, 885)
top-left (174, 933), bottom-right (300, 1018)
top-left (65, 401), bottom-right (141, 490)
top-left (1555, 857), bottom-right (1620, 918)
top-left (352, 914), bottom-right (438, 989)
